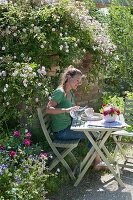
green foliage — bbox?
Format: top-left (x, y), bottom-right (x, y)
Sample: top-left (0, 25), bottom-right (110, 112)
top-left (101, 5), bottom-right (133, 95)
top-left (0, 0), bottom-right (118, 131)
top-left (0, 130), bottom-right (55, 199)
top-left (101, 92), bottom-right (125, 114)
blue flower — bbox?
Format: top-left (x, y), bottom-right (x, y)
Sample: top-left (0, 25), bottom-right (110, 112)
top-left (29, 155), bottom-right (33, 158)
top-left (24, 170), bottom-right (29, 174)
top-left (25, 164), bottom-right (29, 168)
top-left (43, 166), bottom-right (46, 170)
top-left (0, 171), bottom-right (2, 175)
top-left (21, 159), bottom-right (24, 162)
top-left (6, 157), bottom-right (9, 160)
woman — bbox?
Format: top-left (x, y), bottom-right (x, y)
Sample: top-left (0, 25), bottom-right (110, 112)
top-left (46, 65), bottom-right (106, 170)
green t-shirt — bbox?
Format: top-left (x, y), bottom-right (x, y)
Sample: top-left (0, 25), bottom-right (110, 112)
top-left (50, 88), bottom-right (75, 132)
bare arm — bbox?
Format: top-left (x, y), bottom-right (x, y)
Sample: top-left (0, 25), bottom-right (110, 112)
top-left (46, 100), bottom-right (79, 114)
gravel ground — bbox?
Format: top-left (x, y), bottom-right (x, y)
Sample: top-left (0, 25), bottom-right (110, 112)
top-left (49, 161), bottom-right (133, 200)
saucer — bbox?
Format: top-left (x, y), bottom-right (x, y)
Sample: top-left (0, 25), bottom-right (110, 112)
top-left (81, 113), bottom-right (103, 121)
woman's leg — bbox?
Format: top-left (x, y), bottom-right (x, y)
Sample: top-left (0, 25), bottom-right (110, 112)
top-left (54, 125), bottom-right (103, 167)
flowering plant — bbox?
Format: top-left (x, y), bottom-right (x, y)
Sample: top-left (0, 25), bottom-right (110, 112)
top-left (100, 104), bottom-right (120, 116)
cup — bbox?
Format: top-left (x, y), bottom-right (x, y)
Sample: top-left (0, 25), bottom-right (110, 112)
top-left (85, 108), bottom-right (94, 118)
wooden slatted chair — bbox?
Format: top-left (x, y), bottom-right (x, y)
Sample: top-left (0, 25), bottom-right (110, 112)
top-left (37, 107), bottom-right (80, 180)
top-left (111, 97), bottom-right (133, 169)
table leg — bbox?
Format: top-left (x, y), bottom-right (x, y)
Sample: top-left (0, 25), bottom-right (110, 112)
top-left (74, 130), bottom-right (125, 187)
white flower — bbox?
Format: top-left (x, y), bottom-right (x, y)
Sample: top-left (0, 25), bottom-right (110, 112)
top-left (13, 33), bottom-right (17, 37)
top-left (29, 57), bottom-right (32, 60)
top-left (6, 102), bottom-right (9, 106)
top-left (25, 129), bottom-right (28, 133)
top-left (2, 71), bottom-right (6, 76)
top-left (17, 63), bottom-right (20, 67)
top-left (21, 53), bottom-right (24, 57)
top-left (65, 32), bottom-right (67, 35)
top-left (114, 55), bottom-right (119, 61)
top-left (74, 43), bottom-right (78, 47)
top-left (28, 67), bottom-right (32, 72)
top-left (5, 84), bottom-right (8, 88)
top-left (23, 79), bottom-right (27, 83)
top-left (60, 33), bottom-right (63, 37)
top-left (21, 94), bottom-right (25, 97)
top-left (22, 28), bottom-right (26, 32)
top-left (52, 28), bottom-right (55, 32)
top-left (41, 45), bottom-right (44, 48)
top-left (60, 27), bottom-right (63, 30)
top-left (37, 69), bottom-right (41, 74)
top-left (42, 66), bottom-right (45, 71)
top-left (12, 71), bottom-right (18, 76)
top-left (66, 49), bottom-right (69, 53)
top-left (35, 98), bottom-right (39, 102)
top-left (13, 56), bottom-right (16, 59)
top-left (0, 57), bottom-right (3, 60)
top-left (23, 74), bottom-right (27, 78)
top-left (44, 41), bottom-right (47, 44)
top-left (83, 49), bottom-right (86, 52)
top-left (29, 73), bottom-right (33, 77)
top-left (33, 72), bottom-right (36, 76)
top-left (57, 168), bottom-right (60, 172)
top-left (65, 25), bottom-right (68, 28)
top-left (38, 83), bottom-right (41, 86)
top-left (31, 24), bottom-right (34, 27)
top-left (2, 47), bottom-right (5, 50)
top-left (59, 45), bottom-right (63, 50)
top-left (3, 88), bottom-right (7, 92)
top-left (24, 83), bottom-right (27, 87)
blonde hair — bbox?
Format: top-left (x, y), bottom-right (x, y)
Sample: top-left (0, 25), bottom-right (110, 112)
top-left (59, 65), bottom-right (82, 92)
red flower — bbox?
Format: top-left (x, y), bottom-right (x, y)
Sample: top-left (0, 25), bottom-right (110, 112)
top-left (0, 145), bottom-right (4, 150)
top-left (23, 139), bottom-right (30, 146)
top-left (110, 108), bottom-right (115, 114)
top-left (10, 151), bottom-right (16, 158)
top-left (14, 131), bottom-right (20, 137)
top-left (26, 132), bottom-right (31, 139)
top-left (116, 110), bottom-right (120, 115)
top-left (103, 111), bottom-right (108, 116)
top-left (102, 104), bottom-right (107, 107)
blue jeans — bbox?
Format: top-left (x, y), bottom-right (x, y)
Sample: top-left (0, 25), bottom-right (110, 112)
top-left (53, 125), bottom-right (97, 150)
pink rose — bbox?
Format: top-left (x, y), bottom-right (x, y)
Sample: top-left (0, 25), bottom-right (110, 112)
top-left (116, 110), bottom-right (120, 115)
top-left (0, 145), bottom-right (4, 150)
top-left (110, 108), bottom-right (115, 114)
top-left (102, 104), bottom-right (106, 107)
top-left (103, 111), bottom-right (108, 116)
top-left (23, 139), bottom-right (30, 146)
top-left (10, 151), bottom-right (16, 158)
top-left (26, 132), bottom-right (31, 139)
top-left (14, 131), bottom-right (20, 137)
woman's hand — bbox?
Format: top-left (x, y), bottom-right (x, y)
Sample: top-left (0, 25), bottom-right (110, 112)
top-left (65, 106), bottom-right (80, 113)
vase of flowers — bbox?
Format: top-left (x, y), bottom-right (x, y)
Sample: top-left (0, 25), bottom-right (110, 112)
top-left (100, 104), bottom-right (120, 122)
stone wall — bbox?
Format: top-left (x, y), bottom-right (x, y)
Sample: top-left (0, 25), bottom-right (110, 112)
top-left (74, 52), bottom-right (103, 112)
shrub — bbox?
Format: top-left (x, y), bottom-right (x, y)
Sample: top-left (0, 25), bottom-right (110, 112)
top-left (0, 130), bottom-right (56, 199)
top-left (0, 0), bottom-right (117, 131)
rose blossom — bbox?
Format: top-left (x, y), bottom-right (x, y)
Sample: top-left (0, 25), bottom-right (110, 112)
top-left (116, 110), bottom-right (120, 115)
top-left (0, 145), bottom-right (4, 150)
top-left (26, 132), bottom-right (31, 139)
top-left (10, 151), bottom-right (16, 158)
top-left (110, 108), bottom-right (115, 114)
top-left (103, 111), bottom-right (108, 116)
top-left (14, 131), bottom-right (20, 137)
top-left (23, 139), bottom-right (30, 146)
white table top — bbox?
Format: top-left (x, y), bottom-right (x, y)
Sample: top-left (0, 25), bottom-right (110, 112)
top-left (71, 114), bottom-right (128, 132)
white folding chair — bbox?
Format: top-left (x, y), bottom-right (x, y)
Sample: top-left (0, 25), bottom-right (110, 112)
top-left (37, 107), bottom-right (80, 180)
top-left (111, 97), bottom-right (133, 170)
